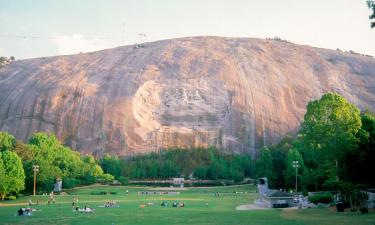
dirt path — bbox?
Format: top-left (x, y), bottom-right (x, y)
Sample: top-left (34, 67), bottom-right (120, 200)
top-left (236, 204), bottom-right (270, 210)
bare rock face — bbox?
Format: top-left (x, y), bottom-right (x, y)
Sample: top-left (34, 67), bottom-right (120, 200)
top-left (0, 36), bottom-right (374, 156)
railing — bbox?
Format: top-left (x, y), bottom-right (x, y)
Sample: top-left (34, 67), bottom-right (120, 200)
top-left (129, 179), bottom-right (219, 184)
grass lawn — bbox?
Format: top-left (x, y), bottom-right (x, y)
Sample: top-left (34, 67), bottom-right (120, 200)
top-left (0, 184), bottom-right (374, 225)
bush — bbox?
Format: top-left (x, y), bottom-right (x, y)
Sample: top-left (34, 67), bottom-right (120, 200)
top-left (5, 196), bottom-right (17, 200)
top-left (63, 178), bottom-right (81, 189)
top-left (5, 195), bottom-right (17, 200)
top-left (90, 191), bottom-right (117, 195)
top-left (308, 192), bottom-right (333, 204)
top-left (360, 207), bottom-right (368, 213)
top-left (97, 173), bottom-right (115, 184)
top-left (91, 191), bottom-right (108, 195)
top-left (118, 176), bottom-right (129, 185)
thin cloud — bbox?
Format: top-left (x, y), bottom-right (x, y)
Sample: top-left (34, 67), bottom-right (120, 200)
top-left (53, 34), bottom-right (110, 55)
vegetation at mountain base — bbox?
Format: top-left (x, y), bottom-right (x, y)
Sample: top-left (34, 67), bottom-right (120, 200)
top-left (0, 149), bottom-right (25, 200)
top-left (0, 132), bottom-right (114, 198)
top-left (0, 92), bottom-right (374, 208)
top-left (1, 185), bottom-right (374, 225)
top-left (113, 147), bottom-right (252, 182)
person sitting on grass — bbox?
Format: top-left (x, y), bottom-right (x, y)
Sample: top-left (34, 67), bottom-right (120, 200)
top-left (161, 201), bottom-right (168, 207)
top-left (17, 208), bottom-right (24, 216)
top-left (76, 205), bottom-right (94, 213)
top-left (17, 208), bottom-right (32, 216)
top-left (172, 202), bottom-right (178, 207)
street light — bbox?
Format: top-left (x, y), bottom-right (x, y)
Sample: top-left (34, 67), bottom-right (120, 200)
top-left (32, 165), bottom-right (39, 196)
top-left (292, 161), bottom-right (299, 192)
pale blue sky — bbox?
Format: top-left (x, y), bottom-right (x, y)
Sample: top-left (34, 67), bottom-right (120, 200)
top-left (0, 0), bottom-right (374, 59)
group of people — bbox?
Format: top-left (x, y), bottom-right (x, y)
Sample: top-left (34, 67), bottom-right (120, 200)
top-left (71, 197), bottom-right (94, 213)
top-left (26, 192), bottom-right (58, 207)
top-left (17, 207), bottom-right (34, 216)
top-left (104, 200), bottom-right (118, 208)
top-left (28, 197), bottom-right (55, 206)
top-left (74, 205), bottom-right (94, 213)
top-left (172, 202), bottom-right (185, 208)
top-left (46, 197), bottom-right (56, 204)
top-left (45, 192), bottom-right (57, 204)
top-left (160, 201), bottom-right (185, 208)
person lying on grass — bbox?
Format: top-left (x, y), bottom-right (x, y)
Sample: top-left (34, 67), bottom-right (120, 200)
top-left (74, 205), bottom-right (94, 213)
top-left (17, 207), bottom-right (35, 216)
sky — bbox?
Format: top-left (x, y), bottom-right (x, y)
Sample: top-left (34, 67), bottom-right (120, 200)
top-left (0, 0), bottom-right (374, 59)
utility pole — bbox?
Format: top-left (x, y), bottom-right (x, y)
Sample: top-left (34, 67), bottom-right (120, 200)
top-left (32, 165), bottom-right (39, 196)
top-left (293, 161), bottom-right (299, 192)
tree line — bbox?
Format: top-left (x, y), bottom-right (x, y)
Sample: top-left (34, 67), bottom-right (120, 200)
top-left (100, 93), bottom-right (374, 194)
top-left (0, 132), bottom-right (114, 199)
top-left (99, 147), bottom-right (253, 183)
top-left (0, 92), bottom-right (374, 203)
top-left (256, 93), bottom-right (374, 190)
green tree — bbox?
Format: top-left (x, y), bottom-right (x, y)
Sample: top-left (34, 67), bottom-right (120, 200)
top-left (25, 133), bottom-right (66, 191)
top-left (368, 0), bottom-right (375, 28)
top-left (207, 159), bottom-right (229, 180)
top-left (97, 173), bottom-right (115, 183)
top-left (100, 154), bottom-right (122, 178)
top-left (343, 110), bottom-right (375, 186)
top-left (80, 155), bottom-right (104, 183)
top-left (0, 156), bottom-right (6, 199)
top-left (270, 136), bottom-right (293, 188)
top-left (0, 132), bottom-right (16, 152)
top-left (193, 166), bottom-right (208, 179)
top-left (299, 93), bottom-right (362, 181)
top-left (284, 149), bottom-right (305, 190)
top-left (13, 141), bottom-right (35, 161)
top-left (0, 151), bottom-right (25, 200)
top-left (25, 132), bottom-right (106, 191)
top-left (160, 159), bottom-right (179, 178)
top-left (255, 147), bottom-right (275, 185)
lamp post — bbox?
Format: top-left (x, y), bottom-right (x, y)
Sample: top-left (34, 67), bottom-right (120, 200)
top-left (32, 165), bottom-right (39, 196)
top-left (293, 161), bottom-right (299, 192)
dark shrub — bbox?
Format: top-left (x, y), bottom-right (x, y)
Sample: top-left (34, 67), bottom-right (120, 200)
top-left (336, 202), bottom-right (345, 212)
top-left (91, 191), bottom-right (108, 195)
top-left (118, 176), bottom-right (129, 185)
top-left (360, 207), bottom-right (368, 213)
top-left (63, 178), bottom-right (81, 189)
top-left (308, 192), bottom-right (333, 204)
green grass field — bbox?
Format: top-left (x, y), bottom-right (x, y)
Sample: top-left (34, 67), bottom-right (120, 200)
top-left (0, 185), bottom-right (374, 225)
